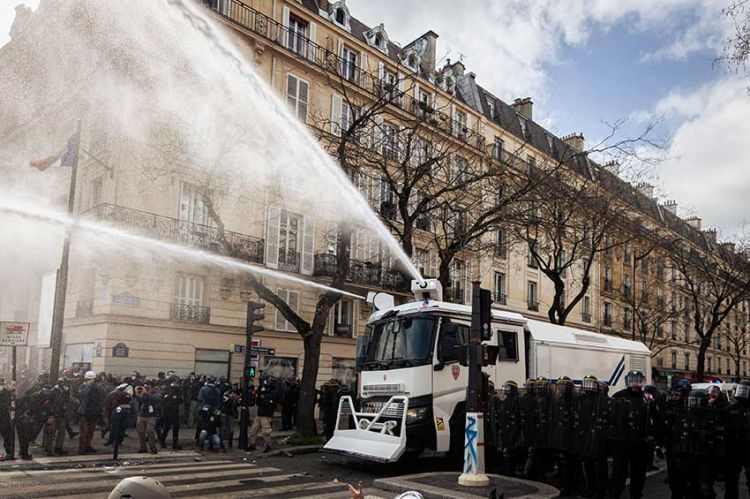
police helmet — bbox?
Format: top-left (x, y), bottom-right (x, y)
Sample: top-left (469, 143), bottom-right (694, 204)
top-left (84, 371), bottom-right (97, 380)
top-left (534, 377), bottom-right (550, 393)
top-left (707, 384), bottom-right (721, 398)
top-left (644, 385), bottom-right (658, 396)
top-left (582, 375), bottom-right (599, 392)
top-left (687, 389), bottom-right (707, 409)
top-left (735, 381), bottom-right (750, 400)
top-left (108, 476), bottom-right (170, 499)
top-left (501, 380), bottom-right (518, 395)
top-left (676, 379), bottom-right (692, 392)
top-left (524, 379), bottom-right (535, 391)
top-left (625, 370), bottom-right (646, 389)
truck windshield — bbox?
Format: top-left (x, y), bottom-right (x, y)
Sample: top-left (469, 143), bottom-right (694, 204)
top-left (363, 316), bottom-right (436, 370)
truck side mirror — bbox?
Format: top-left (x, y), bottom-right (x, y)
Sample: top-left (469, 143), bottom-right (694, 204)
top-left (355, 334), bottom-right (370, 372)
top-left (436, 323), bottom-right (458, 370)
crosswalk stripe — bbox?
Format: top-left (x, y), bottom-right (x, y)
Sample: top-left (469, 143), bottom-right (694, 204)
top-left (3, 466), bottom-right (281, 497)
top-left (29, 451), bottom-right (200, 465)
top-left (0, 459), bottom-right (235, 478)
top-left (210, 480), bottom-right (349, 499)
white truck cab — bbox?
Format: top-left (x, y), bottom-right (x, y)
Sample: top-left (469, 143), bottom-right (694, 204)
top-left (324, 288), bottom-right (651, 463)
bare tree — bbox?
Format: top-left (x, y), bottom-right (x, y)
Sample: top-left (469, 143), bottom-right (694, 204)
top-left (670, 237), bottom-right (750, 381)
top-left (721, 306), bottom-right (750, 380)
top-left (722, 1), bottom-right (750, 75)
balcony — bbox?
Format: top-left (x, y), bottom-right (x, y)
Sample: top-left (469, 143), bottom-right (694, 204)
top-left (170, 302), bottom-right (210, 324)
top-left (313, 254), bottom-right (408, 291)
top-left (445, 287), bottom-right (465, 304)
top-left (493, 292), bottom-right (507, 305)
top-left (582, 312), bottom-right (592, 323)
top-left (278, 248), bottom-right (300, 273)
top-left (86, 203), bottom-right (264, 264)
top-left (527, 301), bottom-right (539, 312)
top-left (332, 324), bottom-right (353, 338)
top-left (198, 0), bottom-right (485, 150)
top-left (76, 299), bottom-right (93, 318)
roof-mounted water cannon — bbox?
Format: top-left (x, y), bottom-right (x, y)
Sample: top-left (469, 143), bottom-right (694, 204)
top-left (411, 278), bottom-right (443, 302)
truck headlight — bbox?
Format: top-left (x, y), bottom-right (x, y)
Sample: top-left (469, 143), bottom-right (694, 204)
top-left (406, 406), bottom-right (429, 424)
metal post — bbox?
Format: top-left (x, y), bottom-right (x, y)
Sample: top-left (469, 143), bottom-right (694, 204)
top-left (12, 346), bottom-right (16, 382)
top-left (49, 121), bottom-right (81, 380)
top-left (459, 281), bottom-right (490, 487)
top-left (239, 301), bottom-right (254, 450)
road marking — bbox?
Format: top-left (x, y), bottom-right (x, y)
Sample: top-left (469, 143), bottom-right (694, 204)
top-left (28, 450), bottom-right (201, 465)
top-left (0, 460), bottom-right (239, 478)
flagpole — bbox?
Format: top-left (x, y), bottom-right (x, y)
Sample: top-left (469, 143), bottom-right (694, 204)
top-left (48, 120), bottom-right (81, 380)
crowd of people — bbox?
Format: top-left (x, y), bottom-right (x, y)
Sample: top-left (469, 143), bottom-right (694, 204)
top-left (489, 369), bottom-right (748, 498)
top-left (0, 367), bottom-right (308, 461)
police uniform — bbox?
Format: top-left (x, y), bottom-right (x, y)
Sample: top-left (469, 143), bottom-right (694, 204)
top-left (572, 376), bottom-right (608, 498)
top-left (725, 381), bottom-right (750, 499)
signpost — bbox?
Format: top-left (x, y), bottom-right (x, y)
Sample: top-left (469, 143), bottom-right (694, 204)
top-left (238, 301), bottom-right (265, 450)
top-left (0, 322), bottom-right (30, 382)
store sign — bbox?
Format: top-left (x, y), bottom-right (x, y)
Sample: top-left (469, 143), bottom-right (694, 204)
top-left (112, 342), bottom-right (129, 358)
top-left (0, 322), bottom-right (30, 346)
top-left (112, 292), bottom-right (140, 306)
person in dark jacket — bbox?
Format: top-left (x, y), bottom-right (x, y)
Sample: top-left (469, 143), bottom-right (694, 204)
top-left (135, 384), bottom-right (159, 454)
top-left (0, 378), bottom-right (15, 461)
top-left (42, 378), bottom-right (68, 456)
top-left (197, 377), bottom-right (221, 412)
top-left (159, 376), bottom-right (183, 450)
top-left (197, 405), bottom-right (223, 452)
top-left (495, 380), bottom-right (524, 476)
top-left (725, 380), bottom-right (750, 499)
top-left (103, 383), bottom-right (133, 447)
top-left (662, 379), bottom-right (690, 498)
top-left (607, 370), bottom-right (651, 499)
top-left (221, 386), bottom-right (241, 448)
top-left (281, 378), bottom-right (300, 431)
top-left (77, 371), bottom-right (103, 454)
top-left (572, 375), bottom-right (609, 499)
top-left (248, 376), bottom-right (278, 452)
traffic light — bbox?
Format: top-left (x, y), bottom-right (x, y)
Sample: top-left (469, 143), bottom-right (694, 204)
top-left (246, 366), bottom-right (256, 378)
top-left (479, 288), bottom-right (493, 341)
top-left (247, 301), bottom-right (265, 333)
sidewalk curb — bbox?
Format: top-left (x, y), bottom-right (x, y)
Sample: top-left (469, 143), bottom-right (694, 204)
top-left (374, 472), bottom-right (559, 499)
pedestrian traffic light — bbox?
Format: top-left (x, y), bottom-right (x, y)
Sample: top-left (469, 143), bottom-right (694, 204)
top-left (479, 288), bottom-right (493, 341)
top-left (247, 301), bottom-right (265, 333)
top-left (246, 366), bottom-right (256, 378)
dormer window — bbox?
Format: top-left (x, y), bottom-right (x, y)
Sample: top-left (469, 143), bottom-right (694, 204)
top-left (366, 23), bottom-right (389, 54)
top-left (486, 99), bottom-right (495, 119)
top-left (375, 33), bottom-right (383, 48)
top-left (335, 8), bottom-right (345, 24)
top-left (408, 54), bottom-right (417, 68)
top-left (328, 1), bottom-right (351, 32)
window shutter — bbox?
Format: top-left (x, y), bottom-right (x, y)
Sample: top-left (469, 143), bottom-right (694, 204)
top-left (298, 79), bottom-right (309, 123)
top-left (276, 288), bottom-right (288, 331)
top-left (352, 300), bottom-right (359, 337)
top-left (301, 215), bottom-right (316, 275)
top-left (282, 6), bottom-right (291, 48)
top-left (377, 61), bottom-right (385, 91)
top-left (464, 260), bottom-right (472, 303)
top-left (359, 50), bottom-right (368, 79)
top-left (397, 72), bottom-right (405, 106)
top-left (307, 21), bottom-right (317, 62)
top-left (265, 205), bottom-right (281, 268)
top-left (429, 249), bottom-right (437, 278)
top-left (331, 93), bottom-right (343, 136)
top-left (368, 232), bottom-right (380, 263)
top-left (288, 291), bottom-right (299, 331)
top-left (337, 38), bottom-right (344, 75)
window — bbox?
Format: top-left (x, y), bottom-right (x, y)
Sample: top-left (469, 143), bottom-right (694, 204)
top-left (275, 289), bottom-right (299, 332)
top-left (448, 260), bottom-right (466, 303)
top-left (684, 322), bottom-right (690, 343)
top-left (526, 155), bottom-right (536, 175)
top-left (287, 14), bottom-right (309, 56)
top-left (641, 281), bottom-right (649, 303)
top-left (487, 99), bottom-right (495, 118)
top-left (671, 321), bottom-right (677, 340)
top-left (440, 323), bottom-right (470, 363)
top-left (381, 69), bottom-right (398, 101)
top-left (498, 331), bottom-right (518, 361)
top-left (493, 137), bottom-right (504, 162)
top-left (195, 349), bottom-right (229, 379)
top-left (641, 255), bottom-right (650, 273)
top-left (671, 351), bottom-right (677, 369)
top-left (415, 87), bottom-right (432, 117)
top-left (623, 275), bottom-right (632, 298)
top-left (624, 307), bottom-right (632, 330)
top-left (528, 241), bottom-right (538, 268)
top-left (263, 356), bottom-right (297, 380)
top-left (454, 110), bottom-right (468, 139)
top-left (684, 352), bottom-right (690, 371)
top-left (452, 156), bottom-right (467, 183)
top-left (341, 45), bottom-right (358, 82)
top-left (341, 100), bottom-right (354, 133)
top-left (332, 358), bottom-right (356, 390)
top-left (494, 272), bottom-right (506, 305)
top-left (335, 8), bottom-right (346, 25)
top-left (604, 267), bottom-right (613, 291)
top-left (179, 181), bottom-right (209, 226)
top-left (709, 356), bottom-right (714, 372)
top-left (286, 74), bottom-right (309, 122)
top-left (279, 209), bottom-right (301, 271)
top-left (527, 281), bottom-right (538, 311)
top-left (495, 229), bottom-right (507, 258)
top-left (329, 299), bottom-right (354, 337)
top-left (582, 296), bottom-right (591, 322)
top-left (624, 244), bottom-right (632, 266)
top-left (556, 250), bottom-right (567, 278)
top-left (374, 33), bottom-right (384, 49)
top-left (89, 176), bottom-right (103, 208)
top-left (604, 302), bottom-right (613, 327)
top-left (518, 116), bottom-right (528, 139)
top-left (381, 122), bottom-right (398, 159)
top-left (173, 273), bottom-right (208, 323)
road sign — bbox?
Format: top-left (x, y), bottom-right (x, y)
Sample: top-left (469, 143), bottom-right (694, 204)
top-left (0, 322), bottom-right (30, 346)
top-left (234, 339), bottom-right (262, 354)
top-left (251, 346), bottom-right (275, 355)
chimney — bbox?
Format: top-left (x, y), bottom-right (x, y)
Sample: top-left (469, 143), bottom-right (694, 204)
top-left (721, 241), bottom-right (736, 254)
top-left (406, 31), bottom-right (439, 73)
top-left (450, 60), bottom-right (466, 77)
top-left (562, 132), bottom-right (585, 152)
top-left (703, 228), bottom-right (717, 244)
top-left (512, 97), bottom-right (533, 120)
top-left (661, 200), bottom-right (678, 215)
top-left (685, 216), bottom-right (702, 231)
top-left (636, 182), bottom-right (654, 200)
top-left (603, 160), bottom-right (620, 177)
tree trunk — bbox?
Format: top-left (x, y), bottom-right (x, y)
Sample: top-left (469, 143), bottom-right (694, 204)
top-left (438, 257), bottom-right (451, 295)
top-left (696, 336), bottom-right (710, 381)
top-left (295, 329), bottom-right (324, 436)
top-left (401, 225), bottom-right (414, 260)
top-left (548, 276), bottom-right (566, 325)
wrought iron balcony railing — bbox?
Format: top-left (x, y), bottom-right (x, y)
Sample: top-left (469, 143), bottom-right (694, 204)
top-left (493, 292), bottom-right (507, 305)
top-left (278, 248), bottom-right (300, 273)
top-left (199, 0), bottom-right (485, 150)
top-left (445, 287), bottom-right (465, 304)
top-left (313, 253), bottom-right (408, 291)
top-left (527, 301), bottom-right (539, 312)
top-left (582, 312), bottom-right (592, 323)
top-left (170, 302), bottom-right (211, 324)
top-left (85, 203), bottom-right (264, 264)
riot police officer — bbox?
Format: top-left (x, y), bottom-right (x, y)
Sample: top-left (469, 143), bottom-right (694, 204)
top-left (725, 380), bottom-right (750, 499)
top-left (42, 378), bottom-right (68, 456)
top-left (319, 379), bottom-right (344, 441)
top-left (159, 375), bottom-right (183, 450)
top-left (548, 376), bottom-right (578, 495)
top-left (522, 377), bottom-right (551, 480)
top-left (572, 375), bottom-right (608, 499)
top-left (281, 378), bottom-right (300, 431)
top-left (0, 378), bottom-right (15, 461)
top-left (494, 380), bottom-right (524, 476)
top-left (663, 379), bottom-right (691, 498)
top-left (608, 370), bottom-right (651, 499)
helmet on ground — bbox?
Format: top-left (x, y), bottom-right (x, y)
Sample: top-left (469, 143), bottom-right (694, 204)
top-left (582, 375), bottom-right (599, 392)
top-left (108, 476), bottom-right (171, 499)
top-left (625, 370), bottom-right (646, 389)
top-left (85, 371), bottom-right (97, 380)
top-left (394, 492), bottom-right (424, 499)
top-left (687, 389), bottom-right (707, 409)
top-left (735, 381), bottom-right (750, 400)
